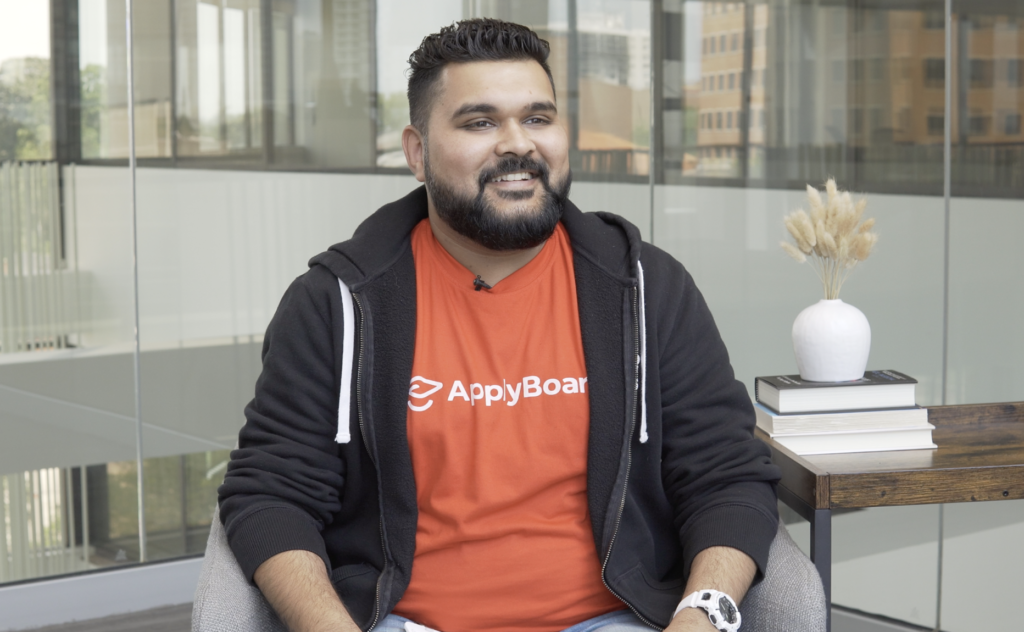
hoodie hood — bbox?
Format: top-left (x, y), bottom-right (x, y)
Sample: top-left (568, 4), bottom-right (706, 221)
top-left (309, 187), bottom-right (430, 291)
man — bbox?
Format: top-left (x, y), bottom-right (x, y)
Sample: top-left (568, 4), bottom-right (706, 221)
top-left (219, 19), bottom-right (781, 632)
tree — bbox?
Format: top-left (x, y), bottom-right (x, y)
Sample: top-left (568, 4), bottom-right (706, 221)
top-left (0, 81), bottom-right (29, 161)
top-left (0, 56), bottom-right (52, 161)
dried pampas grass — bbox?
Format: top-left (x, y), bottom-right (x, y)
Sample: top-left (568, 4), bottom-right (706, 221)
top-left (781, 179), bottom-right (878, 299)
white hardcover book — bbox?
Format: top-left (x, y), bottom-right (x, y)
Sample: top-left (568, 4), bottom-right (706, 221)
top-left (754, 403), bottom-right (930, 435)
top-left (766, 424), bottom-right (937, 456)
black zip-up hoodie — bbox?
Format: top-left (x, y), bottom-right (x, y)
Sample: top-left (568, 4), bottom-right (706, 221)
top-left (219, 186), bottom-right (781, 630)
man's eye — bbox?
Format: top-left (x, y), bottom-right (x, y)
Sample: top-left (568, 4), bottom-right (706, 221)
top-left (468, 120), bottom-right (493, 129)
top-left (525, 117), bottom-right (549, 125)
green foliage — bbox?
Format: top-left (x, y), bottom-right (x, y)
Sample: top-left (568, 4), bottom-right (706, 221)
top-left (0, 102), bottom-right (21, 161)
top-left (0, 57), bottom-right (52, 161)
top-left (0, 82), bottom-right (28, 161)
top-left (79, 64), bottom-right (105, 159)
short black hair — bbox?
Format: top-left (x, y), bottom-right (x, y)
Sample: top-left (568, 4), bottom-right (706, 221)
top-left (407, 18), bottom-right (555, 135)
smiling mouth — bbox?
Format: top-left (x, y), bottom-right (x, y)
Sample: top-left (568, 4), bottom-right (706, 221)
top-left (489, 171), bottom-right (537, 183)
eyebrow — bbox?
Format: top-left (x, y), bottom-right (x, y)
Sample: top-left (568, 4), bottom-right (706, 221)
top-left (450, 100), bottom-right (558, 120)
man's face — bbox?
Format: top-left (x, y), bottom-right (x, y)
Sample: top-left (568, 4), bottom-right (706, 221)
top-left (405, 60), bottom-right (572, 251)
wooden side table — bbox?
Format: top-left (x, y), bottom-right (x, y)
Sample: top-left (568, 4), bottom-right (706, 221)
top-left (757, 402), bottom-right (1024, 632)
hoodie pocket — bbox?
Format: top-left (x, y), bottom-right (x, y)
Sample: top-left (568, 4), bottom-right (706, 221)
top-left (331, 562), bottom-right (376, 585)
top-left (330, 562), bottom-right (380, 628)
top-left (637, 563), bottom-right (685, 592)
top-left (605, 563), bottom-right (683, 628)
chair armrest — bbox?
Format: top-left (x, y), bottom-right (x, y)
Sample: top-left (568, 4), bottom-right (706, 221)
top-left (192, 505), bottom-right (287, 632)
top-left (740, 519), bottom-right (826, 632)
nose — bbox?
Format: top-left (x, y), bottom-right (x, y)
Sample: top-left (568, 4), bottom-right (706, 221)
top-left (494, 120), bottom-right (536, 157)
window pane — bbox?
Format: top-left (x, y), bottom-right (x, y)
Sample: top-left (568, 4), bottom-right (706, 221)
top-left (950, 3), bottom-right (1024, 195)
top-left (280, 0), bottom-right (376, 168)
top-left (376, 0), bottom-right (651, 182)
top-left (133, 1), bottom-right (174, 158)
top-left (663, 0), bottom-right (952, 194)
top-left (175, 0), bottom-right (263, 161)
top-left (0, 0), bottom-right (52, 161)
top-left (78, 0), bottom-right (172, 159)
top-left (575, 0), bottom-right (652, 179)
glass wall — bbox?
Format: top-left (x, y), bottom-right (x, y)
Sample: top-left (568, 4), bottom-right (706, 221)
top-left (651, 1), bottom-right (1022, 629)
top-left (1, 0), bottom-right (141, 580)
top-left (1, 0), bottom-right (1022, 629)
top-left (666, 2), bottom-right (951, 193)
top-left (940, 3), bottom-right (1024, 625)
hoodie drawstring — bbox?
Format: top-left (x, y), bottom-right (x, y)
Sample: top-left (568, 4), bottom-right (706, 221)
top-left (637, 261), bottom-right (649, 444)
top-left (336, 278), bottom-right (355, 443)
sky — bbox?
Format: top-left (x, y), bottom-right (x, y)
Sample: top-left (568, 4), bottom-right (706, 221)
top-left (0, 0), bottom-right (50, 65)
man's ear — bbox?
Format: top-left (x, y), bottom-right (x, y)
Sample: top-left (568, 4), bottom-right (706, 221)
top-left (402, 125), bottom-right (426, 182)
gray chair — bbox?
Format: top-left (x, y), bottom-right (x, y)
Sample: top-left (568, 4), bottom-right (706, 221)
top-left (743, 520), bottom-right (827, 631)
top-left (193, 506), bottom-right (825, 632)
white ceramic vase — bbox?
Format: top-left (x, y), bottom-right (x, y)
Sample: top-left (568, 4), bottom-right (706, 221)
top-left (791, 299), bottom-right (871, 382)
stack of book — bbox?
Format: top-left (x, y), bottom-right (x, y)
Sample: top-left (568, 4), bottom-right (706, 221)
top-left (753, 370), bottom-right (936, 456)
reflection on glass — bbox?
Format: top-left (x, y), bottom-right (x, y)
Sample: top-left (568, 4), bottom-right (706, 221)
top-left (174, 0), bottom-right (378, 168)
top-left (79, 0), bottom-right (173, 159)
top-left (951, 3), bottom-right (1024, 194)
top-left (375, 0), bottom-right (650, 180)
top-left (688, 2), bottom-right (766, 178)
top-left (72, 0), bottom-right (659, 178)
top-left (665, 0), bottom-right (973, 193)
top-left (143, 450), bottom-right (230, 561)
top-left (0, 451), bottom-right (227, 581)
top-left (176, 0), bottom-right (263, 159)
top-left (574, 0), bottom-right (651, 177)
top-left (39, 0), bottom-right (1024, 194)
top-left (281, 0), bottom-right (376, 168)
top-left (79, 0), bottom-right (128, 159)
top-left (374, 0), bottom-right (461, 167)
top-left (0, 463), bottom-right (139, 583)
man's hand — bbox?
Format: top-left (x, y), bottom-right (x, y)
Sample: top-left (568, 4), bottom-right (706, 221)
top-left (662, 545), bottom-right (757, 632)
top-left (253, 549), bottom-right (361, 632)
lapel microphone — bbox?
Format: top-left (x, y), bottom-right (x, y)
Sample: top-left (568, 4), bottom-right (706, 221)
top-left (473, 275), bottom-right (492, 291)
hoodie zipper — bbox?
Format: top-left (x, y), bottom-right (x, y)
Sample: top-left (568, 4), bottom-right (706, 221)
top-left (600, 285), bottom-right (658, 630)
top-left (352, 293), bottom-right (388, 631)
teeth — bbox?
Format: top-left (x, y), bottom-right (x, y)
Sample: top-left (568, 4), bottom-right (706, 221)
top-left (491, 172), bottom-right (534, 182)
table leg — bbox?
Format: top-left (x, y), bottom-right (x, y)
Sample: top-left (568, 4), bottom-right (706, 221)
top-left (811, 508), bottom-right (832, 632)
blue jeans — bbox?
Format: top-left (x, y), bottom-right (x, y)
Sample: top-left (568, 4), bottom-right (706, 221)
top-left (374, 610), bottom-right (651, 632)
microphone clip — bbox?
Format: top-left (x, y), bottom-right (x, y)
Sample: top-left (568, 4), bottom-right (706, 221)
top-left (473, 275), bottom-right (492, 292)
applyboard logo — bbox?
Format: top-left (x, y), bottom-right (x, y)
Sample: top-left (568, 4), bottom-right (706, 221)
top-left (408, 375), bottom-right (587, 411)
top-left (408, 376), bottom-right (444, 411)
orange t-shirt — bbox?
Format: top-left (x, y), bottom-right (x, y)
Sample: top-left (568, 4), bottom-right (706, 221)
top-left (392, 219), bottom-right (623, 632)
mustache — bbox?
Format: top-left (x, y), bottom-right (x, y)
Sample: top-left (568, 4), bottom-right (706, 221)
top-left (477, 156), bottom-right (551, 188)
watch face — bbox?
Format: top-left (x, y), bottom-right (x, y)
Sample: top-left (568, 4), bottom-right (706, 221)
top-left (718, 596), bottom-right (738, 624)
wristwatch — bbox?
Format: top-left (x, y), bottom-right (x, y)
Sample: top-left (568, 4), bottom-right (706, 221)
top-left (672, 589), bottom-right (741, 632)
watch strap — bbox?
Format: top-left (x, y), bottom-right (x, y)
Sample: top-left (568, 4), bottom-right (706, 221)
top-left (672, 589), bottom-right (741, 632)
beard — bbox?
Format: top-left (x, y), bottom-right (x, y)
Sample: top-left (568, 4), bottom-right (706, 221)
top-left (424, 152), bottom-right (572, 251)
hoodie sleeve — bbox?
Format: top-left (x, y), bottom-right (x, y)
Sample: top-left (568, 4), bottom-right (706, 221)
top-left (218, 268), bottom-right (346, 581)
top-left (643, 245), bottom-right (781, 581)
